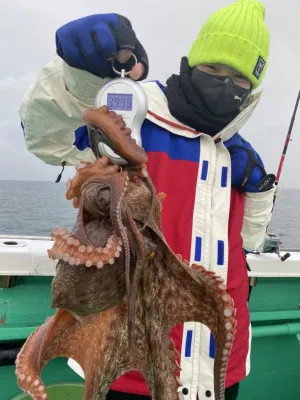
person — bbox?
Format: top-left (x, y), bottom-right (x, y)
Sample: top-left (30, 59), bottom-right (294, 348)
top-left (19, 0), bottom-right (276, 399)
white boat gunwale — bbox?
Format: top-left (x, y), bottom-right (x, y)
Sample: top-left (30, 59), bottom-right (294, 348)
top-left (0, 235), bottom-right (299, 278)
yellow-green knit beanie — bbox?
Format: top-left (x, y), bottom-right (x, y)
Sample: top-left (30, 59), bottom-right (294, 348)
top-left (187, 0), bottom-right (270, 88)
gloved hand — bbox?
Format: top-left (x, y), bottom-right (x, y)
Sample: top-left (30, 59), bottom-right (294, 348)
top-left (55, 13), bottom-right (149, 80)
top-left (224, 134), bottom-right (275, 192)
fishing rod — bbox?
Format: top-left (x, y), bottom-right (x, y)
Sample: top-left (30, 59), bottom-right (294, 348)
top-left (261, 89), bottom-right (300, 259)
top-left (273, 88), bottom-right (300, 206)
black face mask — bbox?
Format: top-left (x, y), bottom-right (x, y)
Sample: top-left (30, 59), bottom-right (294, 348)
top-left (165, 57), bottom-right (251, 136)
top-left (191, 68), bottom-right (251, 117)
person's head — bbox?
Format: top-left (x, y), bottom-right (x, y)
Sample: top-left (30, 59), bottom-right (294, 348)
top-left (188, 0), bottom-right (270, 92)
top-left (165, 0), bottom-right (270, 133)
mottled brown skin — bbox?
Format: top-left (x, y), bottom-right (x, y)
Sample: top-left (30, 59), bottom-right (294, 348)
top-left (15, 107), bottom-right (237, 400)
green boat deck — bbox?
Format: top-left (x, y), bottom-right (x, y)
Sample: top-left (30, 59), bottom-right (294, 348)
top-left (0, 276), bottom-right (300, 399)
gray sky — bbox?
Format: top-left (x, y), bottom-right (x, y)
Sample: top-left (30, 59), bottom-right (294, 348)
top-left (1, 0), bottom-right (299, 188)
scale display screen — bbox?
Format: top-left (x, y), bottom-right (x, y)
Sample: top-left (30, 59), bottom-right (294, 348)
top-left (107, 93), bottom-right (133, 111)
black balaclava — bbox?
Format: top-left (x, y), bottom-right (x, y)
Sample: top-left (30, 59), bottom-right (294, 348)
top-left (165, 57), bottom-right (251, 136)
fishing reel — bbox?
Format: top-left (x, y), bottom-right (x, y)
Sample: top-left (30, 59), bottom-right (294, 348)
top-left (263, 232), bottom-right (291, 261)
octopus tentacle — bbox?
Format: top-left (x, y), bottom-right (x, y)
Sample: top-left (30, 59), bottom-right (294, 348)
top-left (109, 172), bottom-right (131, 297)
top-left (15, 327), bottom-right (48, 400)
top-left (140, 174), bottom-right (157, 232)
top-left (169, 337), bottom-right (182, 394)
top-left (187, 264), bottom-right (237, 399)
top-left (108, 172), bottom-right (136, 345)
top-left (125, 209), bottom-right (146, 346)
top-left (16, 305), bottom-right (130, 400)
top-left (65, 159), bottom-right (109, 201)
top-left (84, 106), bottom-right (148, 165)
top-left (15, 310), bottom-right (74, 400)
top-left (48, 228), bottom-right (122, 269)
top-left (144, 236), bottom-right (237, 400)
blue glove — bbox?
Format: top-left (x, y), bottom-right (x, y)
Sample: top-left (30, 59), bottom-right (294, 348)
top-left (55, 14), bottom-right (149, 80)
top-left (224, 133), bottom-right (275, 192)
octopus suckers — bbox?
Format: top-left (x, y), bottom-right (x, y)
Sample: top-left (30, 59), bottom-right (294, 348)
top-left (48, 229), bottom-right (123, 269)
top-left (224, 322), bottom-right (233, 330)
top-left (223, 307), bottom-right (233, 317)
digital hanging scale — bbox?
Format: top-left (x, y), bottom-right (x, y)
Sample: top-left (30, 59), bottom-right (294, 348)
top-left (94, 54), bottom-right (148, 165)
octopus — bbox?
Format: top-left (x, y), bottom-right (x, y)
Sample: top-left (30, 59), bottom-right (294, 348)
top-left (15, 106), bottom-right (237, 400)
